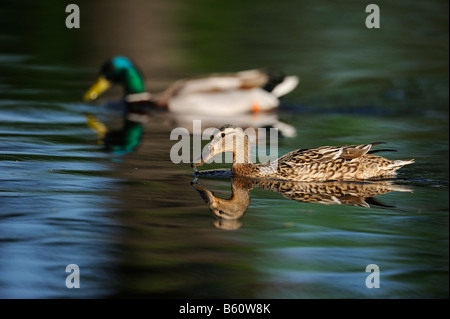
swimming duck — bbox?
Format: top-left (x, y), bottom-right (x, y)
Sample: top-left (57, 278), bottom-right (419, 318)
top-left (192, 125), bottom-right (415, 182)
top-left (83, 56), bottom-right (299, 116)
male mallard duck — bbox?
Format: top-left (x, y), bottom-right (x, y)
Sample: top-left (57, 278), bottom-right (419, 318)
top-left (83, 56), bottom-right (299, 116)
top-left (192, 125), bottom-right (415, 182)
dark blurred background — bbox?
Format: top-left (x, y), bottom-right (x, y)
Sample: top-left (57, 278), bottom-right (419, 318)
top-left (1, 0), bottom-right (448, 110)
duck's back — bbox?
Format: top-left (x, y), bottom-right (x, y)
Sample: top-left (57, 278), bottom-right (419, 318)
top-left (251, 143), bottom-right (414, 182)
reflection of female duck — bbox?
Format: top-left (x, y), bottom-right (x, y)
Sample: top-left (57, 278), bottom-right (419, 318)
top-left (191, 177), bottom-right (413, 229)
top-left (83, 56), bottom-right (299, 116)
top-left (192, 178), bottom-right (252, 220)
top-left (191, 178), bottom-right (253, 230)
top-left (253, 179), bottom-right (412, 207)
top-left (192, 125), bottom-right (414, 182)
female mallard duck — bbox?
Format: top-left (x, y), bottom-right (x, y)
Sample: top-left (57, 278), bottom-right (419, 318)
top-left (192, 125), bottom-right (415, 182)
top-left (83, 56), bottom-right (299, 116)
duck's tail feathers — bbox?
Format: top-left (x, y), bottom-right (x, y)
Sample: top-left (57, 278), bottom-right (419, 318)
top-left (270, 75), bottom-right (300, 97)
top-left (388, 159), bottom-right (415, 169)
top-left (368, 148), bottom-right (398, 154)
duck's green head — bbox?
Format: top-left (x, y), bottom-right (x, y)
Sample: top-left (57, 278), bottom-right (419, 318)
top-left (84, 56), bottom-right (145, 102)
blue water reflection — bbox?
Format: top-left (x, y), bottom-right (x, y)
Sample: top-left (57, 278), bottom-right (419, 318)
top-left (0, 100), bottom-right (122, 298)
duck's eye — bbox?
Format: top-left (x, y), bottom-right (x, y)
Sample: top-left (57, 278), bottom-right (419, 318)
top-left (218, 210), bottom-right (225, 215)
top-left (221, 132), bottom-right (225, 138)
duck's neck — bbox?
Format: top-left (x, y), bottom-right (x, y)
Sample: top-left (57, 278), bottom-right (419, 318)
top-left (123, 67), bottom-right (146, 95)
top-left (232, 134), bottom-right (251, 165)
top-left (231, 135), bottom-right (261, 177)
top-left (216, 180), bottom-right (251, 220)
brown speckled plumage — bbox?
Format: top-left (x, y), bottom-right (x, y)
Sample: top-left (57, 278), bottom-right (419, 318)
top-left (252, 178), bottom-right (412, 207)
top-left (193, 126), bottom-right (414, 182)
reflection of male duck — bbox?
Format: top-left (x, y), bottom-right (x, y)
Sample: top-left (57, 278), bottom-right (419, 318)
top-left (85, 112), bottom-right (147, 154)
top-left (191, 177), bottom-right (413, 230)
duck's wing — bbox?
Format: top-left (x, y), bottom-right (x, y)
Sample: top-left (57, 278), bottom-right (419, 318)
top-left (158, 69), bottom-right (298, 98)
top-left (276, 142), bottom-right (385, 165)
top-left (341, 142), bottom-right (386, 159)
top-left (156, 70), bottom-right (264, 100)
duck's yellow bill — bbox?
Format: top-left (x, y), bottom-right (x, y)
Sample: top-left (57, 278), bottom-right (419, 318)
top-left (83, 75), bottom-right (112, 102)
top-left (85, 113), bottom-right (108, 140)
